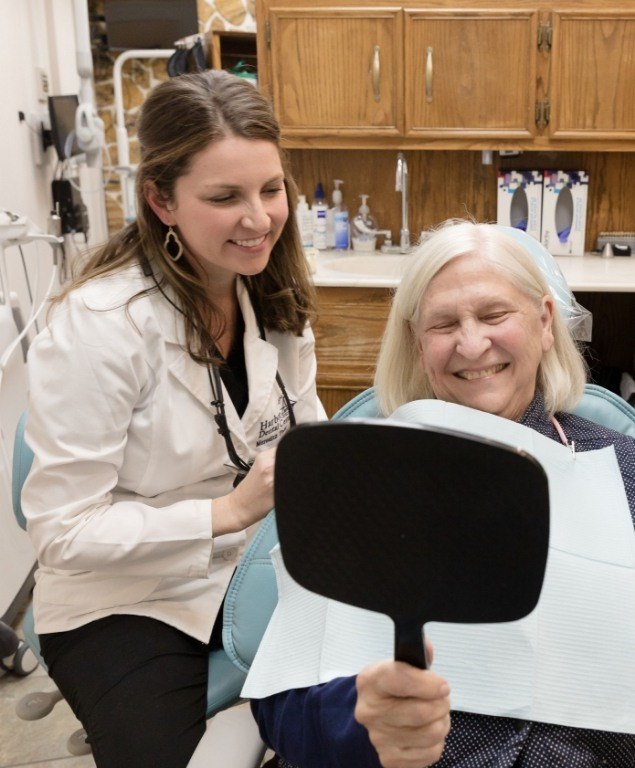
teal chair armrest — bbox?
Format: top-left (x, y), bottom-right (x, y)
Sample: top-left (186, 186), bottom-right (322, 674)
top-left (206, 649), bottom-right (248, 716)
top-left (332, 387), bottom-right (380, 420)
top-left (222, 512), bottom-right (280, 675)
top-left (573, 383), bottom-right (635, 437)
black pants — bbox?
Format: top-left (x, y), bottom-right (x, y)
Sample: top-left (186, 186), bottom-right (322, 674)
top-left (39, 615), bottom-right (211, 768)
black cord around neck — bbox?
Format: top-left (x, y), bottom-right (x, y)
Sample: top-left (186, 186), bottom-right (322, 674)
top-left (142, 259), bottom-right (296, 480)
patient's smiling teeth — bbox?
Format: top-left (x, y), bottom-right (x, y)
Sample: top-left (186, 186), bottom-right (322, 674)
top-left (457, 363), bottom-right (506, 381)
top-left (231, 235), bottom-right (266, 247)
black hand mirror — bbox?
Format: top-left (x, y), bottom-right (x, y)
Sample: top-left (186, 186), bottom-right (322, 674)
top-left (274, 420), bottom-right (550, 669)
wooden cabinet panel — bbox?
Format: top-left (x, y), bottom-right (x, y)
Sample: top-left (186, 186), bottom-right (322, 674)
top-left (549, 11), bottom-right (635, 141)
top-left (313, 286), bottom-right (391, 387)
top-left (405, 10), bottom-right (538, 138)
top-left (314, 286), bottom-right (393, 417)
top-left (268, 8), bottom-right (402, 135)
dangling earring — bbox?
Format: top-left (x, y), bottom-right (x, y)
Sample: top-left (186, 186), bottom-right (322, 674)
top-left (164, 226), bottom-right (183, 262)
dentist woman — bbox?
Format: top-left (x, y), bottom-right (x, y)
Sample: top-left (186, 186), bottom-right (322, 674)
top-left (22, 70), bottom-right (324, 767)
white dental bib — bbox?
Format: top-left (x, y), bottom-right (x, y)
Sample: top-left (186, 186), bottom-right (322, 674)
top-left (243, 400), bottom-right (635, 734)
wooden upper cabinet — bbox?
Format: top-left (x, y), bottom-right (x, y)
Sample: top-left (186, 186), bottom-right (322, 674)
top-left (267, 8), bottom-right (402, 135)
top-left (404, 10), bottom-right (538, 139)
top-left (548, 10), bottom-right (635, 141)
top-left (257, 0), bottom-right (635, 149)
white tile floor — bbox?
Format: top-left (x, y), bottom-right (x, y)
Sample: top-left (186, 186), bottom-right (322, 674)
top-left (0, 601), bottom-right (274, 768)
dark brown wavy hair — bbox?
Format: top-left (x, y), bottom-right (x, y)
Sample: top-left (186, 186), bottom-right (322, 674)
top-left (53, 70), bottom-right (316, 364)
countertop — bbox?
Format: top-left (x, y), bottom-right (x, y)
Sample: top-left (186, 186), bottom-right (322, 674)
top-left (310, 249), bottom-right (635, 293)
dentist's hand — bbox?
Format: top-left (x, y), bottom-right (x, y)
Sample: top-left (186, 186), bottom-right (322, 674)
top-left (355, 652), bottom-right (451, 768)
top-left (212, 448), bottom-right (276, 535)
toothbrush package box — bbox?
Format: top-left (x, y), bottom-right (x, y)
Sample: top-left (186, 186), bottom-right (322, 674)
top-left (496, 170), bottom-right (543, 241)
top-left (541, 170), bottom-right (589, 256)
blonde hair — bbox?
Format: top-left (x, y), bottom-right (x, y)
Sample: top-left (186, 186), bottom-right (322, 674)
top-left (374, 220), bottom-right (587, 417)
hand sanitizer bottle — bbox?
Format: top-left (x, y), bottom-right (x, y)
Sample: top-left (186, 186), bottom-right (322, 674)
top-left (352, 194), bottom-right (378, 251)
top-left (332, 179), bottom-right (349, 250)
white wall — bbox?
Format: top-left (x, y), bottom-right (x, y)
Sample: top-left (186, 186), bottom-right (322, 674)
top-left (0, 3), bottom-right (74, 340)
top-left (0, 1), bottom-right (90, 621)
top-left (0, 0), bottom-right (89, 383)
top-left (0, 0), bottom-right (80, 224)
top-left (0, 0), bottom-right (83, 324)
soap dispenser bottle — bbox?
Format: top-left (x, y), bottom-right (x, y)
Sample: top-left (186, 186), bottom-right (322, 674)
top-left (332, 179), bottom-right (349, 250)
top-left (352, 194), bottom-right (378, 252)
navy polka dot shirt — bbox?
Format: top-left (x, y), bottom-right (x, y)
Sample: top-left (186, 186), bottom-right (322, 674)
top-left (253, 393), bottom-right (635, 767)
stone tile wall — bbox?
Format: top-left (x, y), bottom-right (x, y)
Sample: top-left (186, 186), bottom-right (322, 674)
top-left (89, 0), bottom-right (256, 232)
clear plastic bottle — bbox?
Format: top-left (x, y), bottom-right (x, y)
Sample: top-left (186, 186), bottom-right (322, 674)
top-left (325, 182), bottom-right (335, 248)
top-left (332, 179), bottom-right (349, 250)
top-left (326, 208), bottom-right (335, 248)
top-left (352, 194), bottom-right (378, 251)
top-left (295, 194), bottom-right (313, 247)
top-left (313, 206), bottom-right (328, 250)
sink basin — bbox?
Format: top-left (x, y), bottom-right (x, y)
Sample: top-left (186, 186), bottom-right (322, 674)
top-left (321, 254), bottom-right (411, 277)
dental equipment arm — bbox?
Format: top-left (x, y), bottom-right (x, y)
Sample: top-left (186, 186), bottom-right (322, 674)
top-left (113, 50), bottom-right (174, 223)
top-left (0, 213), bottom-right (63, 374)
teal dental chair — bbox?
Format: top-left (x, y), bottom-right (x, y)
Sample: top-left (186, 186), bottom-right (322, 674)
top-left (10, 381), bottom-right (635, 757)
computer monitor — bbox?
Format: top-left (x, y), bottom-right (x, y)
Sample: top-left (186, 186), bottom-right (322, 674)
top-left (48, 95), bottom-right (80, 161)
top-left (104, 0), bottom-right (199, 50)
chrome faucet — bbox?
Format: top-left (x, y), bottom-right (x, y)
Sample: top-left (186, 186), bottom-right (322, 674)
top-left (395, 152), bottom-right (410, 253)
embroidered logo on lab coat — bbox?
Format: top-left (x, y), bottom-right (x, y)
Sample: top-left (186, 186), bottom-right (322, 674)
top-left (256, 394), bottom-right (295, 448)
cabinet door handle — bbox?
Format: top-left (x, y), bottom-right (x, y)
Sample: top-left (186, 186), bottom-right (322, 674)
top-left (425, 47), bottom-right (433, 102)
top-left (372, 45), bottom-right (381, 102)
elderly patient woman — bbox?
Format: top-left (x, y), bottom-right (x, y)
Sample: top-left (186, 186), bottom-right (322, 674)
top-left (247, 220), bottom-right (635, 768)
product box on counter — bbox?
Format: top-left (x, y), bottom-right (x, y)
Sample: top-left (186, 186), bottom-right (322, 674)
top-left (541, 170), bottom-right (589, 256)
top-left (496, 170), bottom-right (543, 241)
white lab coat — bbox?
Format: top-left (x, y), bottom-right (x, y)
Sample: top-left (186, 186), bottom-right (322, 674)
top-left (23, 264), bottom-right (325, 642)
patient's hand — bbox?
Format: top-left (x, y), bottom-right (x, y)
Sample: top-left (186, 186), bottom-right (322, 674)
top-left (354, 654), bottom-right (451, 768)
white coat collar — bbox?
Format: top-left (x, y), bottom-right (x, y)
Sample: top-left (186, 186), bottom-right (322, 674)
top-left (166, 279), bottom-right (279, 451)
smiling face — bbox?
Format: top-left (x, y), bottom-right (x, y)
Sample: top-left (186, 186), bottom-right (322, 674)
top-left (415, 254), bottom-right (555, 421)
top-left (149, 135), bottom-right (289, 286)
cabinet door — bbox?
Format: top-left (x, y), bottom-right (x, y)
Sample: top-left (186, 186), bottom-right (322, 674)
top-left (268, 8), bottom-right (402, 135)
top-left (549, 10), bottom-right (635, 141)
top-left (404, 10), bottom-right (538, 139)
